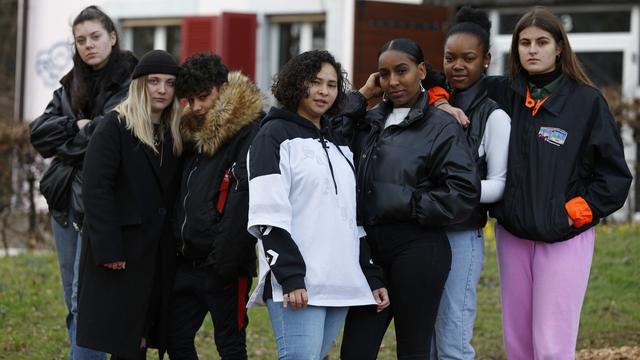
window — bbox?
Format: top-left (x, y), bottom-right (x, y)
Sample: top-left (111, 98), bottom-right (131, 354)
top-left (268, 14), bottom-right (326, 72)
top-left (276, 21), bottom-right (325, 70)
top-left (121, 19), bottom-right (182, 60)
top-left (166, 26), bottom-right (181, 61)
top-left (576, 52), bottom-right (623, 88)
top-left (499, 10), bottom-right (631, 35)
top-left (132, 27), bottom-right (154, 58)
top-left (496, 51), bottom-right (623, 88)
top-left (277, 23), bottom-right (300, 70)
top-left (311, 22), bottom-right (325, 51)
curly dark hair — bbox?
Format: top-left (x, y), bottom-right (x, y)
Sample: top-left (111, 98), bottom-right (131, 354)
top-left (271, 50), bottom-right (348, 118)
top-left (176, 52), bottom-right (229, 99)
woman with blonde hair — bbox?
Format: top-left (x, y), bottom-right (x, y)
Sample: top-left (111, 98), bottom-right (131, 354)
top-left (76, 50), bottom-right (183, 360)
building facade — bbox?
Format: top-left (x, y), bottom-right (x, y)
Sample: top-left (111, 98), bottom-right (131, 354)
top-left (19, 0), bottom-right (639, 219)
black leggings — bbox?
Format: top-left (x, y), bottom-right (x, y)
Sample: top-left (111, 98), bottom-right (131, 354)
top-left (110, 348), bottom-right (146, 360)
top-left (341, 227), bottom-right (451, 360)
top-left (166, 262), bottom-right (251, 360)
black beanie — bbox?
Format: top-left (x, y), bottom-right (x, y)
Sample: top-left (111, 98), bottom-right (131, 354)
top-left (131, 50), bottom-right (180, 79)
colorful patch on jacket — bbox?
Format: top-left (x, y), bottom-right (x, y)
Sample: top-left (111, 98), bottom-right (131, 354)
top-left (538, 127), bottom-right (568, 146)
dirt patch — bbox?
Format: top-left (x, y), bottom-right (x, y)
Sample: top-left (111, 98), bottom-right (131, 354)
top-left (577, 346), bottom-right (640, 360)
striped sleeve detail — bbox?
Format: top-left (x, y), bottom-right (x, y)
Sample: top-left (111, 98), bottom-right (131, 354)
top-left (247, 130), bottom-right (292, 237)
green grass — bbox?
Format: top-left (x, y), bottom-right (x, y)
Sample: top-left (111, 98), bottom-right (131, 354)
top-left (1, 224), bottom-right (638, 359)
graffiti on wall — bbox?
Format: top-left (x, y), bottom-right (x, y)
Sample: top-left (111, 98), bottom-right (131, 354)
top-left (36, 41), bottom-right (73, 88)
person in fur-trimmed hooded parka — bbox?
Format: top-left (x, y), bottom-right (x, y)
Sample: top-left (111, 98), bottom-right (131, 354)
top-left (166, 52), bottom-right (263, 359)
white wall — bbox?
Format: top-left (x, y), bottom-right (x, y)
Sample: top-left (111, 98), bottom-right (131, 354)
top-left (27, 0), bottom-right (431, 120)
top-left (104, 0), bottom-right (355, 93)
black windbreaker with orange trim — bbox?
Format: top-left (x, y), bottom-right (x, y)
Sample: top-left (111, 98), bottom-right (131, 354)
top-left (486, 74), bottom-right (631, 242)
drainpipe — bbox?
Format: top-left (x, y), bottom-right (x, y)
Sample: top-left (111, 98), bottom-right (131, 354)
top-left (14, 0), bottom-right (28, 124)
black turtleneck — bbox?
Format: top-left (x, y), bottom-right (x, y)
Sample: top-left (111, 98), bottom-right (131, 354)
top-left (526, 66), bottom-right (562, 88)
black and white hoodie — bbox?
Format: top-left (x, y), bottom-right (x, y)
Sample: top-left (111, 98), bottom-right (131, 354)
top-left (246, 107), bottom-right (379, 307)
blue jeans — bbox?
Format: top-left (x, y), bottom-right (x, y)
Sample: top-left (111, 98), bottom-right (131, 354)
top-left (51, 207), bottom-right (106, 360)
top-left (431, 229), bottom-right (484, 360)
top-left (266, 299), bottom-right (348, 359)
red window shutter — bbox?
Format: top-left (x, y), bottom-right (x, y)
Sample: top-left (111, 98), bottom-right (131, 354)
top-left (219, 12), bottom-right (257, 81)
top-left (180, 16), bottom-right (218, 62)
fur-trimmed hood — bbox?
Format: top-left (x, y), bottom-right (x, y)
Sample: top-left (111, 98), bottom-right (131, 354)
top-left (180, 71), bottom-right (263, 155)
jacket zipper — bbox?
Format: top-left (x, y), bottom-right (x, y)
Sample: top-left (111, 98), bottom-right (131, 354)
top-left (230, 162), bottom-right (239, 190)
top-left (357, 127), bottom-right (380, 207)
top-left (180, 156), bottom-right (200, 253)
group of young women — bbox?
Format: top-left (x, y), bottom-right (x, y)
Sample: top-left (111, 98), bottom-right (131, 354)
top-left (30, 4), bottom-right (631, 360)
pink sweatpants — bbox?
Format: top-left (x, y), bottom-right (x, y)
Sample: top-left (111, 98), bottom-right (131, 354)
top-left (495, 224), bottom-right (595, 360)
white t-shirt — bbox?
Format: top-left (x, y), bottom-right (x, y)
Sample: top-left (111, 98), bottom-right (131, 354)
top-left (384, 107), bottom-right (411, 129)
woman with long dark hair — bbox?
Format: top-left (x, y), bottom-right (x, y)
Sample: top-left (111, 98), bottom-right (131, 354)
top-left (29, 6), bottom-right (137, 359)
top-left (338, 38), bottom-right (480, 360)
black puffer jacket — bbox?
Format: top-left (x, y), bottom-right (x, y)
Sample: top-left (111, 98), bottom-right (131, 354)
top-left (174, 72), bottom-right (262, 280)
top-left (336, 91), bottom-right (480, 229)
top-left (29, 51), bottom-right (138, 226)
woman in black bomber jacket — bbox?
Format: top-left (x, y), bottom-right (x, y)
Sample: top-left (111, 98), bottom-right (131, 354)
top-left (28, 6), bottom-right (136, 359)
top-left (338, 38), bottom-right (480, 360)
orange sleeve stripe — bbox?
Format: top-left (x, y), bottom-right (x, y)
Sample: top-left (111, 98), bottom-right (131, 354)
top-left (565, 196), bottom-right (593, 228)
top-left (427, 86), bottom-right (450, 105)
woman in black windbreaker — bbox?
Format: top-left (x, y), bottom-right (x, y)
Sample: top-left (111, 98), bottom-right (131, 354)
top-left (28, 6), bottom-right (136, 359)
top-left (431, 7), bottom-right (632, 359)
top-left (338, 38), bottom-right (480, 360)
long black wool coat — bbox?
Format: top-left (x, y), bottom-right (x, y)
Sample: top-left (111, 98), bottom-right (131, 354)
top-left (76, 111), bottom-right (181, 358)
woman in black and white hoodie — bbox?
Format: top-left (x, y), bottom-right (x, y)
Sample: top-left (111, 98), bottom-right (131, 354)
top-left (246, 50), bottom-right (389, 359)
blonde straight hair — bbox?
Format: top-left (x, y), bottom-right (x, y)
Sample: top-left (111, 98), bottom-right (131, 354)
top-left (114, 75), bottom-right (183, 155)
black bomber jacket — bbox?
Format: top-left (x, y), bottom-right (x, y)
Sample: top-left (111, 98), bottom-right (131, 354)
top-left (174, 72), bottom-right (262, 279)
